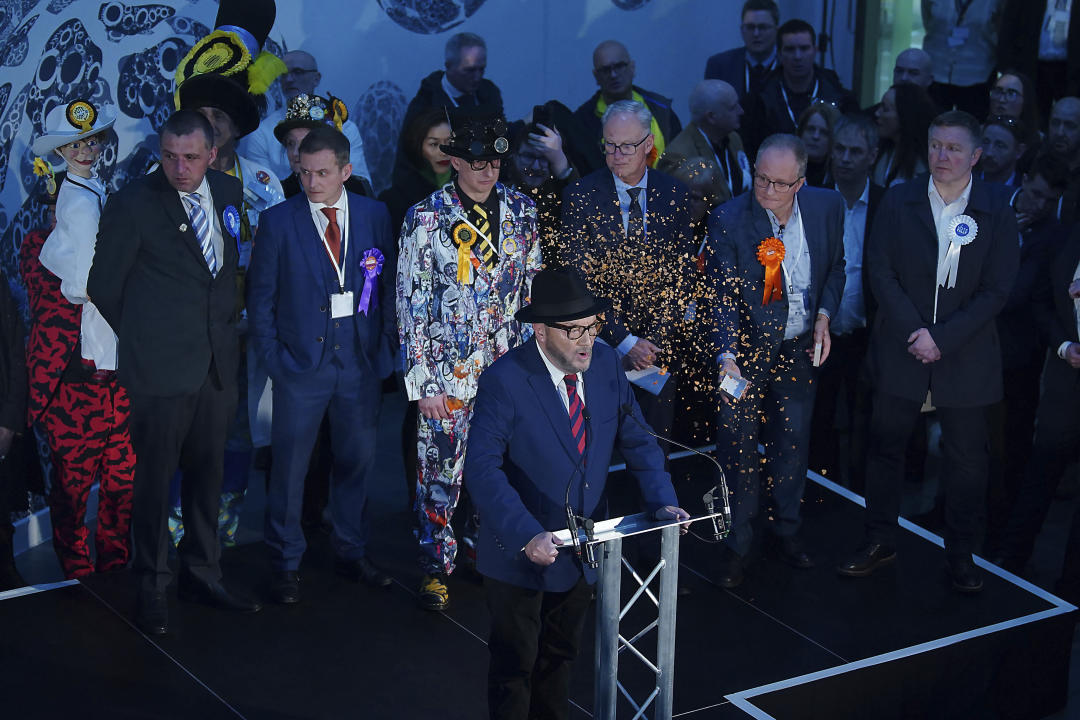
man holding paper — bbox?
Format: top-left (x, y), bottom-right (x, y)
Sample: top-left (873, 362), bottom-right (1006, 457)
top-left (706, 133), bottom-right (845, 587)
top-left (561, 99), bottom-right (697, 440)
top-left (837, 111), bottom-right (1018, 593)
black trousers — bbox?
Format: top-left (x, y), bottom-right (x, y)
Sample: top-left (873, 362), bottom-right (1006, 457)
top-left (864, 392), bottom-right (989, 558)
top-left (998, 367), bottom-right (1080, 568)
top-left (929, 78), bottom-right (991, 120)
top-left (808, 329), bottom-right (870, 489)
top-left (129, 370), bottom-right (237, 593)
top-left (984, 357), bottom-right (1042, 556)
top-left (485, 575), bottom-right (592, 720)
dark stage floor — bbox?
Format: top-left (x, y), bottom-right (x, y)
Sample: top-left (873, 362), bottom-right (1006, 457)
top-left (1, 398), bottom-right (1075, 719)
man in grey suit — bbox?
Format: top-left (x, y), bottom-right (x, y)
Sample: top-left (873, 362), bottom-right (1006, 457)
top-left (706, 134), bottom-right (845, 588)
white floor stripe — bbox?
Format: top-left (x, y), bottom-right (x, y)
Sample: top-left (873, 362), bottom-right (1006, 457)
top-left (0, 578), bottom-right (78, 601)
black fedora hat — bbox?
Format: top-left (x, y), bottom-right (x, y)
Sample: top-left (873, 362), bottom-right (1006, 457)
top-left (515, 270), bottom-right (611, 324)
top-left (441, 108), bottom-right (511, 162)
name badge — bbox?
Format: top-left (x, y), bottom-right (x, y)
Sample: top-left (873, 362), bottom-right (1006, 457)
top-left (331, 291), bottom-right (354, 319)
top-left (788, 290), bottom-right (807, 321)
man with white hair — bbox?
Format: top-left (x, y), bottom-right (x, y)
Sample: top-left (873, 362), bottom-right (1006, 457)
top-left (561, 100), bottom-right (696, 443)
top-left (239, 50), bottom-right (371, 185)
top-left (658, 79), bottom-right (750, 206)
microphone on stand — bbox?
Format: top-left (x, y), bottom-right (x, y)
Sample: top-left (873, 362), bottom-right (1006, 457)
top-left (619, 403), bottom-right (731, 540)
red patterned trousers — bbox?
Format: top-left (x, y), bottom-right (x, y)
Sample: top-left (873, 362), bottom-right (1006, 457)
top-left (39, 380), bottom-right (136, 578)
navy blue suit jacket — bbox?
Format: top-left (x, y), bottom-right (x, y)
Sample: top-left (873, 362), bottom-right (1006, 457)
top-left (706, 185), bottom-right (846, 377)
top-left (464, 338), bottom-right (678, 592)
top-left (704, 47), bottom-right (749, 100)
top-left (866, 176), bottom-right (1019, 407)
top-left (560, 168), bottom-right (696, 350)
top-left (246, 191), bottom-right (398, 383)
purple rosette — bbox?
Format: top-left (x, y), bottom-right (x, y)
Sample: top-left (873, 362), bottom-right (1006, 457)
top-left (358, 248), bottom-right (385, 315)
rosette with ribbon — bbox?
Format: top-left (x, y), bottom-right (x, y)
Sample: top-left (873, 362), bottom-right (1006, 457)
top-left (938, 214), bottom-right (978, 289)
top-left (222, 204), bottom-right (241, 239)
top-left (756, 236), bottom-right (785, 305)
top-left (358, 248), bottom-right (385, 316)
top-left (451, 222), bottom-right (477, 285)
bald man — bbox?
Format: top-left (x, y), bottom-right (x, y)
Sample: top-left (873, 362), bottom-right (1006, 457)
top-left (573, 40), bottom-right (682, 175)
top-left (893, 48), bottom-right (934, 89)
top-left (658, 79), bottom-right (750, 205)
top-left (238, 50), bottom-right (371, 185)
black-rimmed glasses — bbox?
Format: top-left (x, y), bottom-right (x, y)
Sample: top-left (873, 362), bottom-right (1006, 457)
top-left (601, 135), bottom-right (650, 156)
top-left (548, 320), bottom-right (604, 340)
top-left (753, 173), bottom-right (802, 191)
top-left (468, 158), bottom-right (502, 171)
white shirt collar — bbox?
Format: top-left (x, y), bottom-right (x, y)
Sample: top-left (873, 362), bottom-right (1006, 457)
top-left (537, 340), bottom-right (578, 388)
top-left (928, 173), bottom-right (973, 209)
top-left (441, 72), bottom-right (465, 100)
top-left (834, 179), bottom-right (871, 208)
top-left (306, 186), bottom-right (348, 216)
top-left (613, 168), bottom-right (648, 194)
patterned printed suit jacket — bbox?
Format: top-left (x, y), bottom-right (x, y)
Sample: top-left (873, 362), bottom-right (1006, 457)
top-left (20, 229), bottom-right (80, 425)
top-left (397, 182), bottom-right (542, 405)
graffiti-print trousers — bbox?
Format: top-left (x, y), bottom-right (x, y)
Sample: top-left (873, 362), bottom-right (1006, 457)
top-left (416, 402), bottom-right (480, 575)
top-left (40, 380), bottom-right (135, 578)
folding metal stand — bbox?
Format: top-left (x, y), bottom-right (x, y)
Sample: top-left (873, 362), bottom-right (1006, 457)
top-left (555, 512), bottom-right (721, 720)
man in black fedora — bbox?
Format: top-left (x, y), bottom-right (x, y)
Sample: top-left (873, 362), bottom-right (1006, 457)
top-left (396, 109), bottom-right (541, 611)
top-left (465, 268), bottom-right (688, 720)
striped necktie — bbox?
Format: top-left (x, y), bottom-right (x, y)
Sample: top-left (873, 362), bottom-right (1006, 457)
top-left (470, 202), bottom-right (499, 271)
top-left (184, 192), bottom-right (217, 275)
top-left (564, 374), bottom-right (586, 456)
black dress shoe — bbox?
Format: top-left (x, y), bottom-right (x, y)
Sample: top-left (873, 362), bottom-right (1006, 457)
top-left (948, 557), bottom-right (983, 594)
top-left (178, 577), bottom-right (263, 613)
top-left (136, 591), bottom-right (168, 635)
top-left (716, 546), bottom-right (744, 589)
top-left (270, 571), bottom-right (300, 605)
top-left (837, 542), bottom-right (896, 577)
top-left (776, 535), bottom-right (815, 569)
top-left (335, 556), bottom-right (392, 588)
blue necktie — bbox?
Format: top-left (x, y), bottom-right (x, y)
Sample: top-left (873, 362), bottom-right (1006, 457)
top-left (184, 192), bottom-right (217, 275)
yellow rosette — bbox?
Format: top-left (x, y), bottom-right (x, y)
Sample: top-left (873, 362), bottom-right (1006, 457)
top-left (756, 236), bottom-right (785, 305)
top-left (451, 222), bottom-right (477, 285)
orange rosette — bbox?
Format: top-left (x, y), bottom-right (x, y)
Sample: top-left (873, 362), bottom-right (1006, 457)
top-left (756, 236), bottom-right (785, 305)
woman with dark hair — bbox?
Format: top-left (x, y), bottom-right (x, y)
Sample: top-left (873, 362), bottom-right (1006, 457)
top-left (872, 84), bottom-right (939, 186)
top-left (379, 107), bottom-right (453, 233)
top-left (797, 101), bottom-right (841, 187)
top-left (989, 70), bottom-right (1041, 134)
top-left (988, 69), bottom-right (1043, 174)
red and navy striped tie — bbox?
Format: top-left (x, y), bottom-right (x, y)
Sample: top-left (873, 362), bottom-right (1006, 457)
top-left (565, 374), bottom-right (586, 456)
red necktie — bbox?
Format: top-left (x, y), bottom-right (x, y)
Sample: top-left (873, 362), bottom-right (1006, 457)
top-left (321, 207), bottom-right (341, 264)
top-left (565, 374), bottom-right (586, 456)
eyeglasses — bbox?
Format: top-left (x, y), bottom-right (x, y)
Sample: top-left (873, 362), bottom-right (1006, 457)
top-left (548, 320), bottom-right (604, 340)
top-left (753, 173), bottom-right (802, 191)
top-left (990, 87), bottom-right (1022, 101)
top-left (595, 60), bottom-right (630, 76)
top-left (601, 135), bottom-right (650, 156)
top-left (467, 158), bottom-right (501, 171)
top-left (741, 23), bottom-right (776, 34)
top-left (283, 67), bottom-right (318, 78)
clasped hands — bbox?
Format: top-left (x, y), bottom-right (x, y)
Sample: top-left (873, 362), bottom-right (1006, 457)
top-left (907, 327), bottom-right (941, 364)
top-left (523, 506), bottom-right (691, 566)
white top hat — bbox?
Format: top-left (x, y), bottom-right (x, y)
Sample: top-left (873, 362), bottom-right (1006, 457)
top-left (32, 100), bottom-right (116, 156)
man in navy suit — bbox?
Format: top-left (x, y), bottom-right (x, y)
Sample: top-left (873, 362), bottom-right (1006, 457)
top-left (703, 0), bottom-right (780, 106)
top-left (707, 133), bottom-right (846, 587)
top-left (837, 111), bottom-right (1019, 593)
top-left (465, 269), bottom-right (688, 720)
top-left (247, 125), bottom-right (398, 604)
top-left (561, 100), bottom-right (697, 444)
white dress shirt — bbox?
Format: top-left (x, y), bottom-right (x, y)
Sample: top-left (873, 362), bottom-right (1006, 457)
top-left (307, 186), bottom-right (350, 287)
top-left (537, 341), bottom-right (585, 411)
top-left (612, 169), bottom-right (649, 354)
top-left (928, 174), bottom-right (973, 274)
top-left (766, 197), bottom-right (812, 339)
top-left (237, 107), bottom-right (371, 184)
